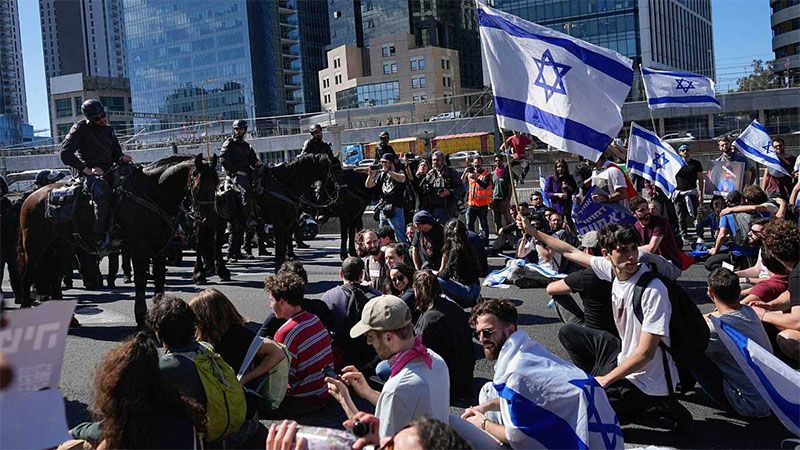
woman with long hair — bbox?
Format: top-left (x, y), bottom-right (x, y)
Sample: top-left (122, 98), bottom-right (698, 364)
top-left (437, 219), bottom-right (481, 308)
top-left (78, 332), bottom-right (205, 449)
top-left (389, 263), bottom-right (417, 320)
top-left (413, 270), bottom-right (475, 398)
top-left (188, 288), bottom-right (286, 385)
top-left (543, 158), bottom-right (577, 227)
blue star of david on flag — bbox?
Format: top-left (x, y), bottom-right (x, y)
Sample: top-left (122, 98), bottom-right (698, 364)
top-left (653, 152), bottom-right (669, 171)
top-left (675, 78), bottom-right (695, 94)
top-left (533, 49), bottom-right (572, 102)
top-left (762, 142), bottom-right (773, 154)
top-left (570, 377), bottom-right (623, 450)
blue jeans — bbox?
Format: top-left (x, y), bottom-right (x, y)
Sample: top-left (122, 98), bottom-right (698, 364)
top-left (437, 278), bottom-right (480, 308)
top-left (466, 205), bottom-right (489, 242)
top-left (379, 205), bottom-right (409, 245)
top-left (428, 206), bottom-right (450, 225)
top-left (85, 175), bottom-right (111, 234)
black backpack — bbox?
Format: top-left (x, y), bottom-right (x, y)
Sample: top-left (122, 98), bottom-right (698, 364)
top-left (337, 285), bottom-right (377, 367)
top-left (631, 270), bottom-right (710, 393)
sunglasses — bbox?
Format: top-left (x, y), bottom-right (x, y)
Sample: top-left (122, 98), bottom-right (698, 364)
top-left (473, 328), bottom-right (496, 340)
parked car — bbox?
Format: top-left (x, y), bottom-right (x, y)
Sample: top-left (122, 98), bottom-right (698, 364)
top-left (357, 159), bottom-right (375, 167)
top-left (428, 111), bottom-right (462, 122)
top-left (662, 132), bottom-right (697, 144)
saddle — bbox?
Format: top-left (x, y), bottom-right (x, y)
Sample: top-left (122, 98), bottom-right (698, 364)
top-left (45, 178), bottom-right (83, 224)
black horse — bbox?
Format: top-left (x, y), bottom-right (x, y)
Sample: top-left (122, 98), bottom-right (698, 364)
top-left (213, 153), bottom-right (340, 274)
top-left (18, 154), bottom-right (218, 326)
top-left (317, 168), bottom-right (379, 260)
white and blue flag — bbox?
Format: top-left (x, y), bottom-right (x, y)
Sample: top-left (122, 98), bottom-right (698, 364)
top-left (641, 66), bottom-right (721, 110)
top-left (494, 330), bottom-right (624, 449)
top-left (478, 2), bottom-right (633, 162)
top-left (734, 120), bottom-right (790, 176)
top-left (626, 122), bottom-right (686, 194)
top-left (538, 167), bottom-right (552, 208)
top-left (710, 316), bottom-right (800, 435)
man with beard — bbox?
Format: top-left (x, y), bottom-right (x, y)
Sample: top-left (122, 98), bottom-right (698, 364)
top-left (461, 299), bottom-right (622, 448)
top-left (419, 151), bottom-right (464, 224)
top-left (325, 295), bottom-right (450, 438)
top-left (630, 196), bottom-right (684, 270)
top-left (361, 229), bottom-right (390, 293)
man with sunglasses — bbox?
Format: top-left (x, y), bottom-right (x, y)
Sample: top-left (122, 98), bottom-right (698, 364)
top-left (462, 299), bottom-right (622, 448)
top-left (61, 99), bottom-right (133, 254)
top-left (325, 295), bottom-right (450, 438)
top-left (300, 123), bottom-right (335, 159)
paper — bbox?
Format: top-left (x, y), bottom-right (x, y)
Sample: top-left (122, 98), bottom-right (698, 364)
top-left (722, 262), bottom-right (734, 271)
top-left (0, 301), bottom-right (76, 392)
top-left (0, 389), bottom-right (71, 450)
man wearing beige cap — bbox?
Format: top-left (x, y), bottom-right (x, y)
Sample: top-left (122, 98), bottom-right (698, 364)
top-left (325, 295), bottom-right (450, 438)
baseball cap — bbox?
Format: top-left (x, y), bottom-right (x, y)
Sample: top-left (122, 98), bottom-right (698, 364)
top-left (580, 231), bottom-right (599, 249)
top-left (350, 295), bottom-right (412, 338)
top-left (380, 152), bottom-right (398, 163)
top-left (413, 210), bottom-right (437, 226)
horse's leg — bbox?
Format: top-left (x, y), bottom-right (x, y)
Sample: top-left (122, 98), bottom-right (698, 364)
top-left (193, 221), bottom-right (207, 284)
top-left (340, 219), bottom-right (348, 260)
top-left (348, 221), bottom-right (357, 257)
top-left (256, 221), bottom-right (271, 256)
top-left (229, 218), bottom-right (244, 260)
top-left (131, 255), bottom-right (149, 328)
top-left (215, 218), bottom-right (231, 281)
top-left (50, 244), bottom-right (72, 300)
top-left (152, 253), bottom-right (166, 295)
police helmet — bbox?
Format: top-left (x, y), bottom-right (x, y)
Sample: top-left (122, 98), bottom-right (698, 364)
top-left (379, 131), bottom-right (390, 140)
top-left (233, 119), bottom-right (248, 130)
top-left (81, 99), bottom-right (106, 121)
top-left (35, 170), bottom-right (52, 187)
top-left (309, 124), bottom-right (323, 134)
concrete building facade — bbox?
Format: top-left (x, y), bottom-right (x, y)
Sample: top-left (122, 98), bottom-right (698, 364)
top-left (771, 0), bottom-right (800, 75)
top-left (48, 73), bottom-right (133, 142)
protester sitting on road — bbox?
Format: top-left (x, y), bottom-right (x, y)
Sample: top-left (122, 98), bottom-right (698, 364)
top-left (718, 185), bottom-right (779, 219)
top-left (413, 270), bottom-right (475, 399)
top-left (265, 271), bottom-right (334, 414)
top-left (149, 295), bottom-right (264, 448)
top-left (489, 202), bottom-right (528, 256)
top-left (321, 257), bottom-right (379, 369)
top-left (258, 261), bottom-right (331, 339)
top-left (384, 242), bottom-right (411, 268)
top-left (411, 210), bottom-right (445, 270)
top-left (355, 229), bottom-right (369, 257)
top-left (325, 295), bottom-right (450, 438)
top-left (528, 191), bottom-right (547, 215)
top-left (544, 231), bottom-right (618, 336)
top-left (630, 196), bottom-right (685, 270)
top-left (389, 263), bottom-right (417, 317)
top-left (701, 268), bottom-right (773, 418)
top-left (706, 211), bottom-right (768, 272)
top-left (462, 299), bottom-right (622, 448)
top-left (437, 219), bottom-right (482, 308)
top-left (68, 332), bottom-right (206, 449)
top-left (740, 248), bottom-right (789, 304)
top-left (519, 218), bottom-right (692, 430)
top-left (360, 228), bottom-right (390, 293)
top-left (747, 219), bottom-right (800, 362)
top-left (266, 414), bottom-right (472, 450)
top-left (188, 289), bottom-right (286, 386)
top-left (696, 195), bottom-right (725, 242)
top-left (378, 225), bottom-right (396, 249)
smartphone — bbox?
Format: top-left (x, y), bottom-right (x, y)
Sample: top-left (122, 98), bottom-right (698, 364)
top-left (322, 366), bottom-right (339, 379)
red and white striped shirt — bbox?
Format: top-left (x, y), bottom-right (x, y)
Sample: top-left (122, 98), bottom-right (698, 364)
top-left (274, 310), bottom-right (333, 403)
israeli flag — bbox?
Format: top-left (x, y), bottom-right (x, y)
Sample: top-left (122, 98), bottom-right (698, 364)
top-left (626, 122), bottom-right (686, 194)
top-left (494, 330), bottom-right (624, 449)
top-left (709, 316), bottom-right (800, 435)
top-left (734, 120), bottom-right (790, 176)
top-left (538, 168), bottom-right (552, 208)
top-left (641, 66), bottom-right (721, 110)
top-left (478, 2), bottom-right (633, 162)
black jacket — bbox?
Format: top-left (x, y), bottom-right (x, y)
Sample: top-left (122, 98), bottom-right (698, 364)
top-left (374, 142), bottom-right (396, 158)
top-left (60, 120), bottom-right (123, 172)
top-left (219, 137), bottom-right (259, 174)
top-left (300, 138), bottom-right (334, 159)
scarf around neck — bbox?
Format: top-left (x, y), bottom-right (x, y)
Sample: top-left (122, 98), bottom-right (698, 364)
top-left (388, 336), bottom-right (432, 378)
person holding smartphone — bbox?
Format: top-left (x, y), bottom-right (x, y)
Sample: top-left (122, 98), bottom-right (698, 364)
top-left (366, 153), bottom-right (409, 244)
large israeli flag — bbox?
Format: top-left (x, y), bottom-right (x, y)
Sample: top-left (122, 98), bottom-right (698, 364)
top-left (494, 330), bottom-right (624, 449)
top-left (626, 122), bottom-right (686, 194)
top-left (709, 317), bottom-right (800, 435)
top-left (734, 120), bottom-right (790, 176)
top-left (641, 66), bottom-right (721, 110)
top-left (478, 2), bottom-right (633, 162)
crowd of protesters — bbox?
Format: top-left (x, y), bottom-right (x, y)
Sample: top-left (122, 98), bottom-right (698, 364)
top-left (3, 129), bottom-right (799, 450)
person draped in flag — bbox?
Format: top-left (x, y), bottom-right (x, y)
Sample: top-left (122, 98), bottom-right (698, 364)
top-left (591, 151), bottom-right (634, 213)
top-left (761, 137), bottom-right (796, 200)
top-left (462, 299), bottom-right (623, 449)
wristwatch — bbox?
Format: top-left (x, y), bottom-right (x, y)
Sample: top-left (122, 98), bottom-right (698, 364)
top-left (745, 277), bottom-right (751, 284)
top-left (481, 418), bottom-right (489, 430)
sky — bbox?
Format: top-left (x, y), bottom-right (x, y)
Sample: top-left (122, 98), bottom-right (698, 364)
top-left (18, 0), bottom-right (774, 136)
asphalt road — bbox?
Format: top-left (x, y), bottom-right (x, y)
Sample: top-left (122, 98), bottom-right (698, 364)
top-left (0, 235), bottom-right (789, 449)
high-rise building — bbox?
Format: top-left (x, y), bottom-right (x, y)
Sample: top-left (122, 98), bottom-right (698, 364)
top-left (49, 74), bottom-right (133, 141)
top-left (492, 0), bottom-right (714, 83)
top-left (39, 0), bottom-right (129, 138)
top-left (330, 0), bottom-right (483, 89)
top-left (0, 0), bottom-right (28, 146)
top-left (771, 0), bottom-right (799, 75)
top-left (297, 1), bottom-right (331, 114)
top-left (124, 0), bottom-right (328, 130)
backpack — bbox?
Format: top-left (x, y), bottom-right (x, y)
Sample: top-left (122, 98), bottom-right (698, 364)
top-left (45, 181), bottom-right (82, 223)
top-left (631, 271), bottom-right (710, 393)
top-left (180, 342), bottom-right (247, 443)
top-left (237, 337), bottom-right (291, 413)
top-left (339, 285), bottom-right (378, 366)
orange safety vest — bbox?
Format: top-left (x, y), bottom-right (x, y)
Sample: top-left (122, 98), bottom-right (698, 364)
top-left (467, 171), bottom-right (493, 207)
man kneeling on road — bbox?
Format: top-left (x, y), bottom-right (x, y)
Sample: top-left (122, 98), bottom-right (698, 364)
top-left (325, 295), bottom-right (450, 438)
top-left (461, 299), bottom-right (623, 449)
top-left (518, 216), bottom-right (693, 430)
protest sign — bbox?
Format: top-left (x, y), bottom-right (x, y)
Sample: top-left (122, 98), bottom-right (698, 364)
top-left (705, 160), bottom-right (744, 196)
top-left (572, 186), bottom-right (636, 235)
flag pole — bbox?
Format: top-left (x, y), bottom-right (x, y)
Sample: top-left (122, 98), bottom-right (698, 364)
top-left (496, 120), bottom-right (521, 208)
top-left (640, 64), bottom-right (659, 134)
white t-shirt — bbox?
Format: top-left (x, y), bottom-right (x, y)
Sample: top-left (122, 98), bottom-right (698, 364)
top-left (589, 257), bottom-right (679, 396)
top-left (592, 162), bottom-right (629, 210)
top-left (375, 349), bottom-right (450, 437)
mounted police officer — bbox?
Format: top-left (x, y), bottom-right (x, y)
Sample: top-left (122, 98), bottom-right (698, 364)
top-left (300, 124), bottom-right (335, 159)
top-left (60, 99), bottom-right (133, 253)
top-left (219, 119), bottom-right (260, 221)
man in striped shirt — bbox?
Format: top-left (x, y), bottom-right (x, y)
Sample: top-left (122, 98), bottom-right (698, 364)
top-left (265, 271), bottom-right (334, 414)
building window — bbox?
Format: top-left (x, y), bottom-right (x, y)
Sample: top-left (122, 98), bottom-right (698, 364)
top-left (73, 96), bottom-right (83, 113)
top-left (333, 58), bottom-right (341, 69)
top-left (383, 63), bottom-right (397, 74)
top-left (324, 94), bottom-right (331, 103)
top-left (410, 57), bottom-right (425, 70)
top-left (335, 74), bottom-right (342, 84)
top-left (333, 10), bottom-right (341, 18)
top-left (55, 98), bottom-right (72, 117)
top-left (411, 59), bottom-right (418, 71)
top-left (419, 76), bottom-right (427, 87)
top-left (442, 76), bottom-right (447, 87)
top-left (391, 63), bottom-right (397, 73)
top-left (419, 58), bottom-right (425, 70)
top-left (367, 19), bottom-right (374, 28)
top-left (381, 45), bottom-right (396, 57)
top-left (323, 78), bottom-right (330, 88)
top-left (100, 96), bottom-right (125, 112)
top-left (412, 78), bottom-right (419, 88)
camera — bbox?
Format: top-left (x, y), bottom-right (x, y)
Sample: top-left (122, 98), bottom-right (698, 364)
top-left (369, 164), bottom-right (381, 171)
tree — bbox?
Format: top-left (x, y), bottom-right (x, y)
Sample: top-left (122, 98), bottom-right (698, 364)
top-left (735, 59), bottom-right (782, 92)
